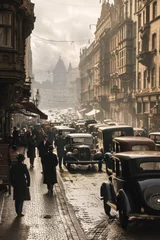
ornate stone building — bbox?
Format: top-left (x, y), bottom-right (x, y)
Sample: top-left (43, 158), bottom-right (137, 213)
top-left (109, 0), bottom-right (136, 125)
top-left (79, 0), bottom-right (136, 123)
top-left (135, 0), bottom-right (160, 131)
top-left (0, 0), bottom-right (35, 140)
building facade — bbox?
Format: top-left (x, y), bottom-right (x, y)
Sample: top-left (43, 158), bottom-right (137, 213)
top-left (0, 0), bottom-right (35, 140)
top-left (135, 0), bottom-right (160, 131)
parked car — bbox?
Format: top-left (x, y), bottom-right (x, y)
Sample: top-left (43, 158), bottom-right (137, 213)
top-left (54, 126), bottom-right (75, 137)
top-left (97, 125), bottom-right (134, 152)
top-left (149, 132), bottom-right (160, 151)
top-left (112, 136), bottom-right (155, 152)
top-left (64, 133), bottom-right (103, 171)
top-left (100, 151), bottom-right (160, 229)
top-left (133, 127), bottom-right (148, 137)
top-left (105, 136), bottom-right (156, 174)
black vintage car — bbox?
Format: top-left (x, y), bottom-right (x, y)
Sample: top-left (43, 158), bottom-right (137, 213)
top-left (100, 151), bottom-right (160, 228)
top-left (64, 133), bottom-right (103, 171)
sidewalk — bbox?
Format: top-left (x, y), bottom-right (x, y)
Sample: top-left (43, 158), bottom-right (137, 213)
top-left (0, 152), bottom-right (87, 240)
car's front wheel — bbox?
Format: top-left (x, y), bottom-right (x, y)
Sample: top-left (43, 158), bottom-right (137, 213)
top-left (66, 163), bottom-right (71, 169)
top-left (118, 200), bottom-right (128, 229)
top-left (103, 197), bottom-right (111, 216)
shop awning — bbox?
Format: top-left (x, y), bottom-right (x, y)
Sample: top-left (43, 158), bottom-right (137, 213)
top-left (85, 109), bottom-right (100, 116)
top-left (21, 102), bottom-right (48, 120)
top-left (79, 108), bottom-right (87, 113)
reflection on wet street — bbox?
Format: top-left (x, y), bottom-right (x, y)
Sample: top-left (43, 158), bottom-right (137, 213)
top-left (60, 164), bottom-right (160, 240)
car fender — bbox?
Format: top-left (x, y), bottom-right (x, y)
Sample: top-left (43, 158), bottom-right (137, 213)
top-left (100, 182), bottom-right (113, 201)
top-left (117, 189), bottom-right (131, 215)
top-left (93, 152), bottom-right (104, 161)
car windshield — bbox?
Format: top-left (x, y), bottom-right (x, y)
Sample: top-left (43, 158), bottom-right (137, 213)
top-left (72, 137), bottom-right (92, 145)
top-left (132, 145), bottom-right (150, 151)
top-left (140, 162), bottom-right (160, 170)
top-left (130, 158), bottom-right (160, 175)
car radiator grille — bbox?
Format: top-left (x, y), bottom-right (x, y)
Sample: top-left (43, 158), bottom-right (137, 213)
top-left (78, 148), bottom-right (90, 161)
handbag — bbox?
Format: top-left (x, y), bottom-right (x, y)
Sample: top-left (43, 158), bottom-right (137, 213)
top-left (25, 187), bottom-right (31, 201)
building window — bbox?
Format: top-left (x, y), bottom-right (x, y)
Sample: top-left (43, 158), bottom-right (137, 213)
top-left (138, 72), bottom-right (141, 89)
top-left (146, 5), bottom-right (150, 23)
top-left (143, 102), bottom-right (149, 113)
top-left (144, 70), bottom-right (148, 89)
top-left (137, 102), bottom-right (141, 113)
top-left (0, 12), bottom-right (12, 47)
top-left (151, 67), bottom-right (156, 88)
top-left (143, 10), bottom-right (146, 25)
top-left (138, 14), bottom-right (141, 29)
top-left (153, 1), bottom-right (157, 19)
top-left (152, 33), bottom-right (157, 49)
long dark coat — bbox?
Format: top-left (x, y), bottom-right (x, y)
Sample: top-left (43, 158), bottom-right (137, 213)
top-left (43, 152), bottom-right (58, 184)
top-left (55, 137), bottom-right (65, 158)
top-left (10, 163), bottom-right (30, 200)
top-left (27, 137), bottom-right (36, 159)
top-left (38, 140), bottom-right (50, 158)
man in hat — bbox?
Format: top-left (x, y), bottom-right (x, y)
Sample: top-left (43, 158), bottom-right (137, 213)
top-left (43, 145), bottom-right (58, 193)
top-left (37, 135), bottom-right (51, 173)
top-left (10, 154), bottom-right (30, 217)
top-left (54, 132), bottom-right (65, 169)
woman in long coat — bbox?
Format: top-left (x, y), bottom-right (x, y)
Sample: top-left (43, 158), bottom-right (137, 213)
top-left (10, 154), bottom-right (30, 217)
top-left (43, 145), bottom-right (58, 193)
top-left (27, 134), bottom-right (36, 168)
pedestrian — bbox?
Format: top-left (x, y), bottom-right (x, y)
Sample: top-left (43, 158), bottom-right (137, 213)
top-left (12, 127), bottom-right (19, 146)
top-left (37, 135), bottom-right (51, 173)
top-left (10, 154), bottom-right (30, 217)
top-left (55, 132), bottom-right (65, 169)
top-left (43, 145), bottom-right (58, 193)
top-left (27, 134), bottom-right (37, 168)
top-left (9, 145), bottom-right (19, 166)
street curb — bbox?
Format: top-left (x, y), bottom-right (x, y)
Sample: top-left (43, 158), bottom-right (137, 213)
top-left (57, 170), bottom-right (87, 240)
top-left (0, 192), bottom-right (5, 223)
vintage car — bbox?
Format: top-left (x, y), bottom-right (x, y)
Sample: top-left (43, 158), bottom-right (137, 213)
top-left (54, 126), bottom-right (75, 137)
top-left (112, 136), bottom-right (155, 152)
top-left (149, 132), bottom-right (160, 151)
top-left (97, 125), bottom-right (134, 152)
top-left (105, 137), bottom-right (156, 174)
top-left (133, 127), bottom-right (147, 137)
top-left (100, 151), bottom-right (160, 228)
top-left (64, 133), bottom-right (103, 171)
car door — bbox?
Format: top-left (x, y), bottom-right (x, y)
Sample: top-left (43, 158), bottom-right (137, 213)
top-left (112, 158), bottom-right (124, 196)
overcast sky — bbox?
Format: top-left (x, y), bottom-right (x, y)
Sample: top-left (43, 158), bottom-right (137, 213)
top-left (31, 0), bottom-right (113, 82)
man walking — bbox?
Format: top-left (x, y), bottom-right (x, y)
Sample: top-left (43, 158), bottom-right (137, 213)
top-left (38, 135), bottom-right (50, 173)
top-left (43, 145), bottom-right (58, 193)
top-left (55, 132), bottom-right (65, 169)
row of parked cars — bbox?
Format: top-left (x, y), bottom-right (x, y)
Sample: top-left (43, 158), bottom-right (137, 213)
top-left (55, 123), bottom-right (160, 229)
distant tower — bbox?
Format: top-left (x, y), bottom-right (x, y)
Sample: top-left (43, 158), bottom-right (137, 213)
top-left (68, 62), bottom-right (72, 73)
top-left (53, 56), bottom-right (67, 89)
top-left (52, 56), bottom-right (68, 107)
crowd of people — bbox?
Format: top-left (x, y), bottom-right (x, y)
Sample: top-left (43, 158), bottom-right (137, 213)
top-left (9, 124), bottom-right (65, 217)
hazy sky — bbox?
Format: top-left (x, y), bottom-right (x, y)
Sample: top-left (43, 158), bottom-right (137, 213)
top-left (31, 0), bottom-right (104, 82)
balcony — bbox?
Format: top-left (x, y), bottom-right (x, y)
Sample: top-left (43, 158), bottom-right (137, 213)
top-left (20, 0), bottom-right (36, 38)
top-left (139, 24), bottom-right (150, 39)
top-left (138, 49), bottom-right (156, 67)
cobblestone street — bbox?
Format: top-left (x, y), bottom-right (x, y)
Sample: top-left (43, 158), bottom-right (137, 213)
top-left (0, 152), bottom-right (86, 240)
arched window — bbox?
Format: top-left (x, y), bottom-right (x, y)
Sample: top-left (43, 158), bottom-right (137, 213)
top-left (143, 70), bottom-right (148, 89)
top-left (151, 67), bottom-right (156, 88)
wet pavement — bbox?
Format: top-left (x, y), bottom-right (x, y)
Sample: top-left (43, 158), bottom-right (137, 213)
top-left (0, 151), bottom-right (86, 240)
top-left (59, 164), bottom-right (160, 240)
top-left (1, 151), bottom-right (160, 239)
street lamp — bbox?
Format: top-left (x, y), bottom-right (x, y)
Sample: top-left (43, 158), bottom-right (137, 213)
top-left (32, 89), bottom-right (40, 107)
